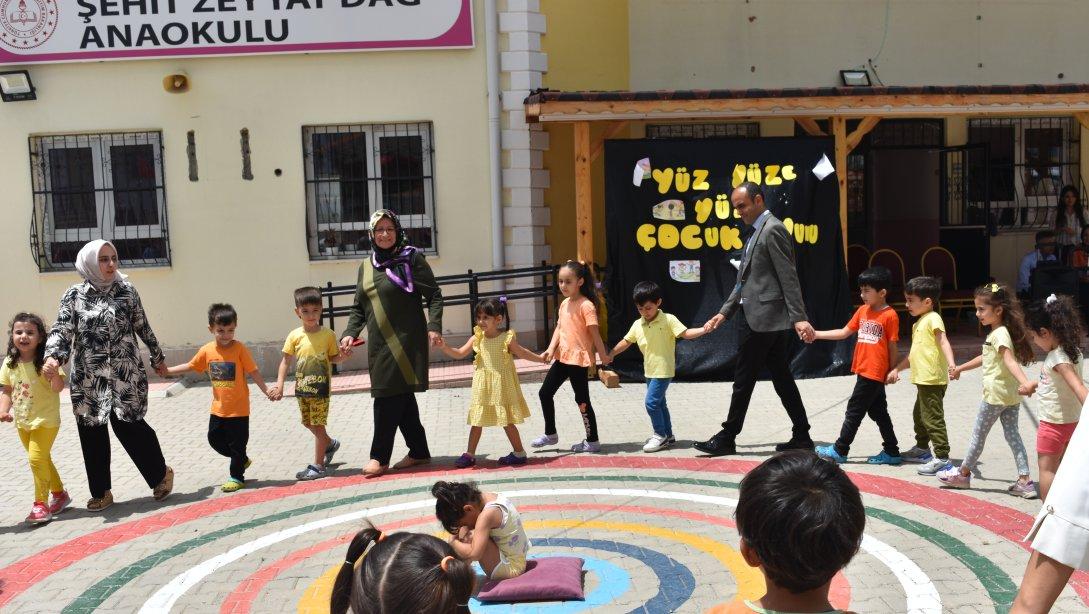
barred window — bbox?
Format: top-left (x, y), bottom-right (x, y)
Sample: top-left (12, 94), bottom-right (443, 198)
top-left (303, 122), bottom-right (436, 259)
top-left (968, 117), bottom-right (1081, 230)
top-left (646, 123), bottom-right (759, 139)
top-left (29, 132), bottom-right (170, 272)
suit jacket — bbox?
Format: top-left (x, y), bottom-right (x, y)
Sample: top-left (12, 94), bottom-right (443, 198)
top-left (718, 213), bottom-right (808, 332)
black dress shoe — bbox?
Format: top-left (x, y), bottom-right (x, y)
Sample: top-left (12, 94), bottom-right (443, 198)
top-left (775, 439), bottom-right (815, 452)
top-left (693, 436), bottom-right (736, 456)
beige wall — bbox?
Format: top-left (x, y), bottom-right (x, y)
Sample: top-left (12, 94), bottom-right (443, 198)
top-left (628, 0), bottom-right (1088, 90)
top-left (0, 5), bottom-right (491, 365)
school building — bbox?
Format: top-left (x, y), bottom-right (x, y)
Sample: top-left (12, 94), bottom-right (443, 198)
top-left (4, 0), bottom-right (1089, 372)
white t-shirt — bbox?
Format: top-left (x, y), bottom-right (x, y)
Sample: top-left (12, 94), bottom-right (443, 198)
top-left (1037, 348), bottom-right (1083, 424)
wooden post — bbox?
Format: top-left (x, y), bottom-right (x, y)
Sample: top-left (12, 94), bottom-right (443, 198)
top-left (832, 117), bottom-right (848, 260)
top-left (574, 121), bottom-right (593, 264)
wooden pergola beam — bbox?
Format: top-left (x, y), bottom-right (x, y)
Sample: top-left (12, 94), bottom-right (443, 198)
top-left (794, 117), bottom-right (827, 136)
top-left (527, 92), bottom-right (1089, 123)
top-left (590, 121), bottom-right (630, 162)
top-left (574, 121), bottom-right (593, 264)
top-left (832, 117), bottom-right (849, 261)
top-left (846, 116), bottom-right (881, 151)
top-left (1076, 112), bottom-right (1089, 131)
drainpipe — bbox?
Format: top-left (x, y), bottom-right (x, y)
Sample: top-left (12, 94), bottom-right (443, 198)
top-left (485, 0), bottom-right (505, 275)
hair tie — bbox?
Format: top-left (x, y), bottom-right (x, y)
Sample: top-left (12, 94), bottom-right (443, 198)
top-left (990, 283), bottom-right (1000, 293)
top-left (440, 555), bottom-right (455, 572)
top-left (343, 559), bottom-right (354, 566)
top-left (1047, 293), bottom-right (1058, 304)
top-left (499, 295), bottom-right (507, 304)
top-left (378, 532), bottom-right (387, 542)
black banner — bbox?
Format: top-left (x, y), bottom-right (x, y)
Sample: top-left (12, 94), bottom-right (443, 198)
top-left (604, 137), bottom-right (852, 381)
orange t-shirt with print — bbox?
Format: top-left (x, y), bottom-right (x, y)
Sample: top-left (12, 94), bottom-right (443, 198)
top-left (556, 296), bottom-right (599, 367)
top-left (846, 304), bottom-right (899, 383)
top-left (188, 341), bottom-right (258, 418)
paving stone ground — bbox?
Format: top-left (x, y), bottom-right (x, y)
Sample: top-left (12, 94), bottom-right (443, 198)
top-left (1, 365), bottom-right (1086, 613)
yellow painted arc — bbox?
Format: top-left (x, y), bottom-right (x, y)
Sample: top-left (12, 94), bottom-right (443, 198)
top-left (297, 520), bottom-right (762, 613)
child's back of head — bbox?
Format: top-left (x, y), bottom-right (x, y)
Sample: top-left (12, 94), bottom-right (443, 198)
top-left (330, 522), bottom-right (473, 614)
top-left (735, 450), bottom-right (865, 597)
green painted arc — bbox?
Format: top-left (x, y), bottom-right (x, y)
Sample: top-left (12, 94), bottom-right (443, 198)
top-left (61, 474), bottom-right (1015, 613)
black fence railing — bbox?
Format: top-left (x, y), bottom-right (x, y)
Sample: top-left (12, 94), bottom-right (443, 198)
top-left (321, 262), bottom-right (560, 349)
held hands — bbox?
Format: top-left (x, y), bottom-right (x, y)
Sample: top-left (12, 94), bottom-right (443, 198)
top-left (542, 349), bottom-right (554, 364)
top-left (267, 385), bottom-right (283, 401)
top-left (886, 369), bottom-right (900, 385)
top-left (1018, 381), bottom-right (1039, 396)
top-left (41, 357), bottom-right (60, 380)
top-left (153, 362), bottom-right (168, 378)
top-left (0, 411), bottom-right (11, 423)
top-left (703, 314), bottom-right (726, 333)
top-left (794, 321), bottom-right (815, 343)
top-left (428, 331), bottom-right (444, 348)
top-left (949, 365), bottom-right (961, 381)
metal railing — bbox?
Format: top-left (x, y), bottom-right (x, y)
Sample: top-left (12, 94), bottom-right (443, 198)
top-left (321, 262), bottom-right (560, 343)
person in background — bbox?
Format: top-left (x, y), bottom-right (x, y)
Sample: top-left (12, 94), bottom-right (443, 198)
top-left (1053, 185), bottom-right (1086, 263)
top-left (1017, 230), bottom-right (1059, 299)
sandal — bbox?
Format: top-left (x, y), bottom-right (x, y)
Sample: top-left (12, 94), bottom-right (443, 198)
top-left (392, 456), bottom-right (431, 470)
top-left (221, 478), bottom-right (244, 493)
top-left (362, 460), bottom-right (388, 478)
top-left (153, 466), bottom-right (174, 501)
top-left (87, 491), bottom-right (114, 512)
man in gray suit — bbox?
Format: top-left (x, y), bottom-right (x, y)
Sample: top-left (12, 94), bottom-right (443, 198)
top-left (693, 182), bottom-right (815, 456)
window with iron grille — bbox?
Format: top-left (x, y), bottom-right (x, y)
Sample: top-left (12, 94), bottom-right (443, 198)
top-left (646, 123), bottom-right (759, 139)
top-left (303, 122), bottom-right (436, 259)
top-left (29, 132), bottom-right (170, 272)
top-left (968, 117), bottom-right (1081, 230)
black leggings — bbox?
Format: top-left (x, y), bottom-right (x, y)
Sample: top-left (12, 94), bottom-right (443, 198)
top-left (208, 415), bottom-right (249, 481)
top-left (539, 362), bottom-right (598, 442)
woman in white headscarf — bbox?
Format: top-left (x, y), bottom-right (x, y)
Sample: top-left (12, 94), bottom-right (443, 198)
top-left (42, 240), bottom-right (173, 512)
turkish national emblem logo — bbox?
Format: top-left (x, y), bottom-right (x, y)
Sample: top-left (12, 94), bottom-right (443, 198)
top-left (0, 0), bottom-right (57, 50)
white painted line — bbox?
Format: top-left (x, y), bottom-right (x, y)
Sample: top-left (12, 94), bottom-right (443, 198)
top-left (139, 488), bottom-right (940, 614)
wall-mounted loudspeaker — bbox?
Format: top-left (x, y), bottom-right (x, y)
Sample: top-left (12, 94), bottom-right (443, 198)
top-left (163, 72), bottom-right (189, 93)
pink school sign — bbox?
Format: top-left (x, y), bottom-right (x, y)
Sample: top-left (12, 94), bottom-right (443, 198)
top-left (0, 0), bottom-right (473, 65)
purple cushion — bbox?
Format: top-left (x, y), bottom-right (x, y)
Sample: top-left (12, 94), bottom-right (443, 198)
top-left (475, 557), bottom-right (585, 602)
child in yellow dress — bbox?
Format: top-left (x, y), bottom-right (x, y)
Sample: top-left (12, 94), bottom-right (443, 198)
top-left (439, 298), bottom-right (546, 468)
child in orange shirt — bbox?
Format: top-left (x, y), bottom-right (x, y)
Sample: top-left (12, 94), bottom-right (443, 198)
top-left (809, 266), bottom-right (902, 465)
top-left (166, 304), bottom-right (272, 492)
top-left (532, 261), bottom-right (612, 453)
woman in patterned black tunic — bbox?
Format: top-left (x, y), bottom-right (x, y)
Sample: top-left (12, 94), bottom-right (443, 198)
top-left (42, 240), bottom-right (174, 512)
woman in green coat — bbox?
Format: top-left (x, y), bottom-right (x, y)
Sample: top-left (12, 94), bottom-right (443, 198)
top-left (339, 210), bottom-right (443, 477)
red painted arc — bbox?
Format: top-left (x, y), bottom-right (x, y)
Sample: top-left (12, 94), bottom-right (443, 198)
top-left (219, 504), bottom-right (852, 614)
top-left (0, 455), bottom-right (1084, 607)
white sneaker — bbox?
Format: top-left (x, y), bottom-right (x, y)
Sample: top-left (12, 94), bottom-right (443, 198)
top-left (917, 457), bottom-right (952, 476)
top-left (531, 433), bottom-right (559, 448)
top-left (571, 440), bottom-right (601, 453)
top-left (643, 434), bottom-right (675, 453)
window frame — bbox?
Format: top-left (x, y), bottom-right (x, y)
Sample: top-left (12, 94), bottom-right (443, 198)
top-left (302, 122), bottom-right (437, 260)
top-left (29, 131), bottom-right (171, 272)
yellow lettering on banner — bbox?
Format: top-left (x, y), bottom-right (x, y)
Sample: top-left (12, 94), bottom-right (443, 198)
top-left (746, 163), bottom-right (762, 185)
top-left (732, 164), bottom-right (747, 188)
top-left (658, 224), bottom-right (680, 249)
top-left (783, 217), bottom-right (794, 236)
top-left (705, 226), bottom-right (720, 247)
top-left (765, 165), bottom-right (782, 186)
top-left (652, 168), bottom-right (674, 194)
top-left (806, 224), bottom-right (819, 244)
top-left (692, 169), bottom-right (710, 190)
top-left (715, 194), bottom-right (730, 220)
top-left (794, 223), bottom-right (806, 243)
top-left (694, 198), bottom-right (713, 224)
top-left (782, 165), bottom-right (796, 180)
top-left (636, 223), bottom-right (657, 252)
top-left (681, 225), bottom-right (703, 249)
top-left (675, 167), bottom-right (691, 192)
top-left (722, 226), bottom-right (743, 250)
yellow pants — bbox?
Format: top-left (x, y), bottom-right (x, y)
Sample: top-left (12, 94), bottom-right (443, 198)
top-left (18, 427), bottom-right (63, 503)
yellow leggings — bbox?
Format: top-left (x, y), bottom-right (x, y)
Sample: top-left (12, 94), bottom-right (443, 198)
top-left (18, 427), bottom-right (63, 503)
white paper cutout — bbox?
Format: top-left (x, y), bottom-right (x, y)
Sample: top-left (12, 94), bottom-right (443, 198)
top-left (812, 153), bottom-right (835, 181)
top-left (633, 158), bottom-right (651, 186)
top-left (669, 260), bottom-right (701, 283)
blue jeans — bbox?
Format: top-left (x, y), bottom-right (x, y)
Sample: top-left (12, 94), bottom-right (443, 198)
top-left (646, 378), bottom-right (673, 437)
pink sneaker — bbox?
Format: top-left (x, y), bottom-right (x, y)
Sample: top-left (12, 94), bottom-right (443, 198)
top-left (48, 490), bottom-right (72, 515)
top-left (25, 502), bottom-right (52, 525)
top-left (937, 466), bottom-right (971, 489)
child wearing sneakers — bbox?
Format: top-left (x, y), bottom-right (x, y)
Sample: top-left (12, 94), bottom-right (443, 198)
top-left (607, 281), bottom-right (708, 452)
top-left (166, 304), bottom-right (272, 492)
top-left (269, 287), bottom-right (348, 480)
top-left (887, 277), bottom-right (957, 475)
top-left (810, 266), bottom-right (902, 465)
top-left (708, 450), bottom-right (861, 614)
